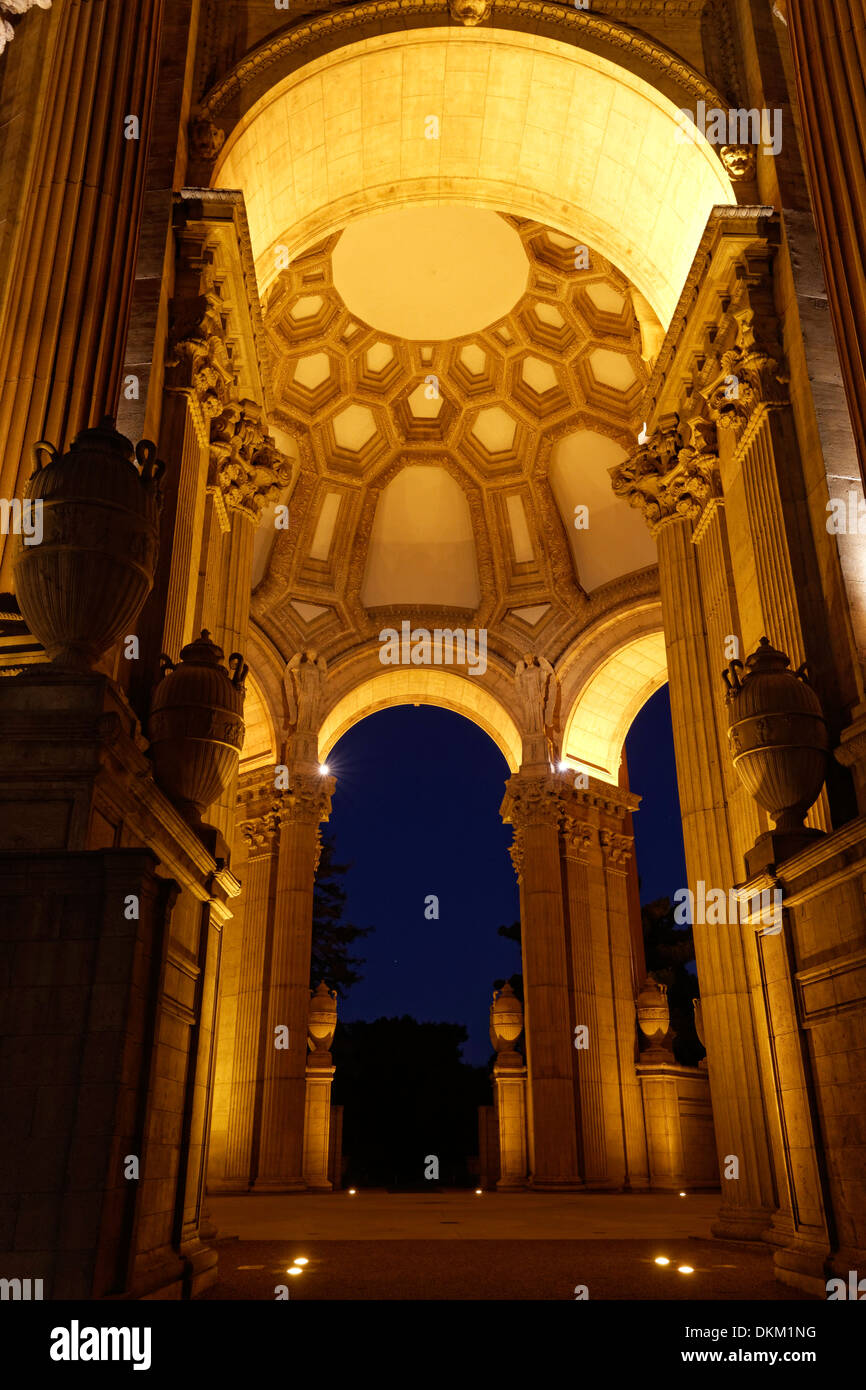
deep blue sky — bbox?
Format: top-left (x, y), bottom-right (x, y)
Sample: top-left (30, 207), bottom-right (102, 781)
top-left (325, 684), bottom-right (686, 1065)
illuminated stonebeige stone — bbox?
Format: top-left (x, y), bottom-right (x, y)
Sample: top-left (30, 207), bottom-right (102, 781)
top-left (332, 205), bottom-right (528, 339)
top-left (294, 352), bottom-right (331, 389)
top-left (332, 402), bottom-right (377, 450)
top-left (2, 0), bottom-right (865, 1305)
top-left (216, 29), bottom-right (734, 323)
top-left (406, 382), bottom-right (442, 418)
top-left (520, 356), bottom-right (559, 394)
top-left (588, 347), bottom-right (638, 392)
top-left (471, 405), bottom-right (517, 453)
top-left (458, 343), bottom-right (487, 374)
top-left (290, 294), bottom-right (325, 321)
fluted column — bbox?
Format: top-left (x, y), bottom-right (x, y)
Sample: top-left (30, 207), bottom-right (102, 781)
top-left (219, 796), bottom-right (281, 1188)
top-left (253, 768), bottom-right (334, 1190)
top-left (500, 772), bottom-right (581, 1188)
top-left (560, 817), bottom-right (614, 1186)
top-left (779, 1), bottom-right (866, 488)
top-left (0, 0), bottom-right (166, 590)
top-left (599, 829), bottom-right (650, 1190)
top-left (613, 430), bottom-right (778, 1237)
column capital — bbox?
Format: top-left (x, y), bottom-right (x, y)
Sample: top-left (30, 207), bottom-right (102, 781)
top-left (599, 828), bottom-right (634, 870)
top-left (279, 769), bottom-right (335, 828)
top-left (208, 399), bottom-right (290, 524)
top-left (611, 419), bottom-right (722, 536)
top-left (500, 771), bottom-right (564, 831)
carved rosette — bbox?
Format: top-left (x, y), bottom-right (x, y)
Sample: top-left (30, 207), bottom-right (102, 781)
top-left (208, 400), bottom-right (290, 525)
top-left (610, 420), bottom-right (722, 535)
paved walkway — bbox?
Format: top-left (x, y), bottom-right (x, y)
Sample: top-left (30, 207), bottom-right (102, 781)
top-left (207, 1189), bottom-right (719, 1241)
top-left (198, 1192), bottom-right (815, 1300)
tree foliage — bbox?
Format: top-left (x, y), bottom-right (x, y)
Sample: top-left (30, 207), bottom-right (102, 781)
top-left (310, 833), bottom-right (373, 999)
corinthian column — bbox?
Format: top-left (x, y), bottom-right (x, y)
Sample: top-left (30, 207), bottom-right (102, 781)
top-left (0, 0), bottom-right (166, 590)
top-left (253, 768), bottom-right (334, 1190)
top-left (612, 425), bottom-right (779, 1238)
top-left (500, 772), bottom-right (581, 1189)
top-left (777, 1), bottom-right (866, 488)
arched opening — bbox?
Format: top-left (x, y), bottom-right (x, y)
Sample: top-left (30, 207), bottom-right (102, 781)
top-left (321, 704), bottom-right (519, 1188)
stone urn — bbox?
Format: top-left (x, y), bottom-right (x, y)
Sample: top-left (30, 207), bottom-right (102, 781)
top-left (148, 630), bottom-right (246, 826)
top-left (308, 981), bottom-right (338, 1054)
top-left (636, 975), bottom-right (672, 1057)
top-left (723, 636), bottom-right (828, 872)
top-left (490, 981), bottom-right (524, 1061)
top-left (12, 418), bottom-right (163, 670)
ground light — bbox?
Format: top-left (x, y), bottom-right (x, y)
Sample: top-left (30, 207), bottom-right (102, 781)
top-left (679, 1191), bottom-right (687, 1197)
top-left (678, 1266), bottom-right (694, 1275)
top-left (293, 1258), bottom-right (309, 1266)
top-left (654, 1257), bottom-right (670, 1266)
top-left (475, 1189), bottom-right (482, 1195)
top-left (348, 1188), bottom-right (357, 1195)
top-left (287, 1268), bottom-right (303, 1277)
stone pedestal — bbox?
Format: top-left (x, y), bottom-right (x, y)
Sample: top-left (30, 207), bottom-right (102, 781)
top-left (492, 1055), bottom-right (528, 1189)
top-left (303, 1057), bottom-right (335, 1190)
top-left (637, 1063), bottom-right (718, 1192)
top-left (0, 667), bottom-right (239, 1298)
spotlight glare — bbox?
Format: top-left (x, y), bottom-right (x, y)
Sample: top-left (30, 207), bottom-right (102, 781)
top-left (654, 1257), bottom-right (670, 1266)
top-left (677, 1265), bottom-right (694, 1275)
top-left (319, 762), bottom-right (330, 776)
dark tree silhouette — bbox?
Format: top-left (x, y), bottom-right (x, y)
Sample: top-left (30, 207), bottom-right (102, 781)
top-left (332, 1016), bottom-right (491, 1187)
top-left (310, 833), bottom-right (373, 999)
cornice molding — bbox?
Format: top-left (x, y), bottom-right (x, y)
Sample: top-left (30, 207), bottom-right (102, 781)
top-left (199, 0), bottom-right (730, 122)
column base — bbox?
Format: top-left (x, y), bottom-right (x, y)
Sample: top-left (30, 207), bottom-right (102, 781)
top-left (773, 1247), bottom-right (830, 1297)
top-left (302, 1177), bottom-right (333, 1190)
top-left (496, 1176), bottom-right (530, 1190)
top-left (711, 1205), bottom-right (774, 1242)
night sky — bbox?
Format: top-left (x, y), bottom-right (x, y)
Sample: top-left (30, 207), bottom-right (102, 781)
top-left (326, 684), bottom-right (687, 1065)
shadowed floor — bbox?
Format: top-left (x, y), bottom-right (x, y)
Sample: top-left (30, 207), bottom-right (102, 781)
top-left (198, 1193), bottom-right (816, 1300)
